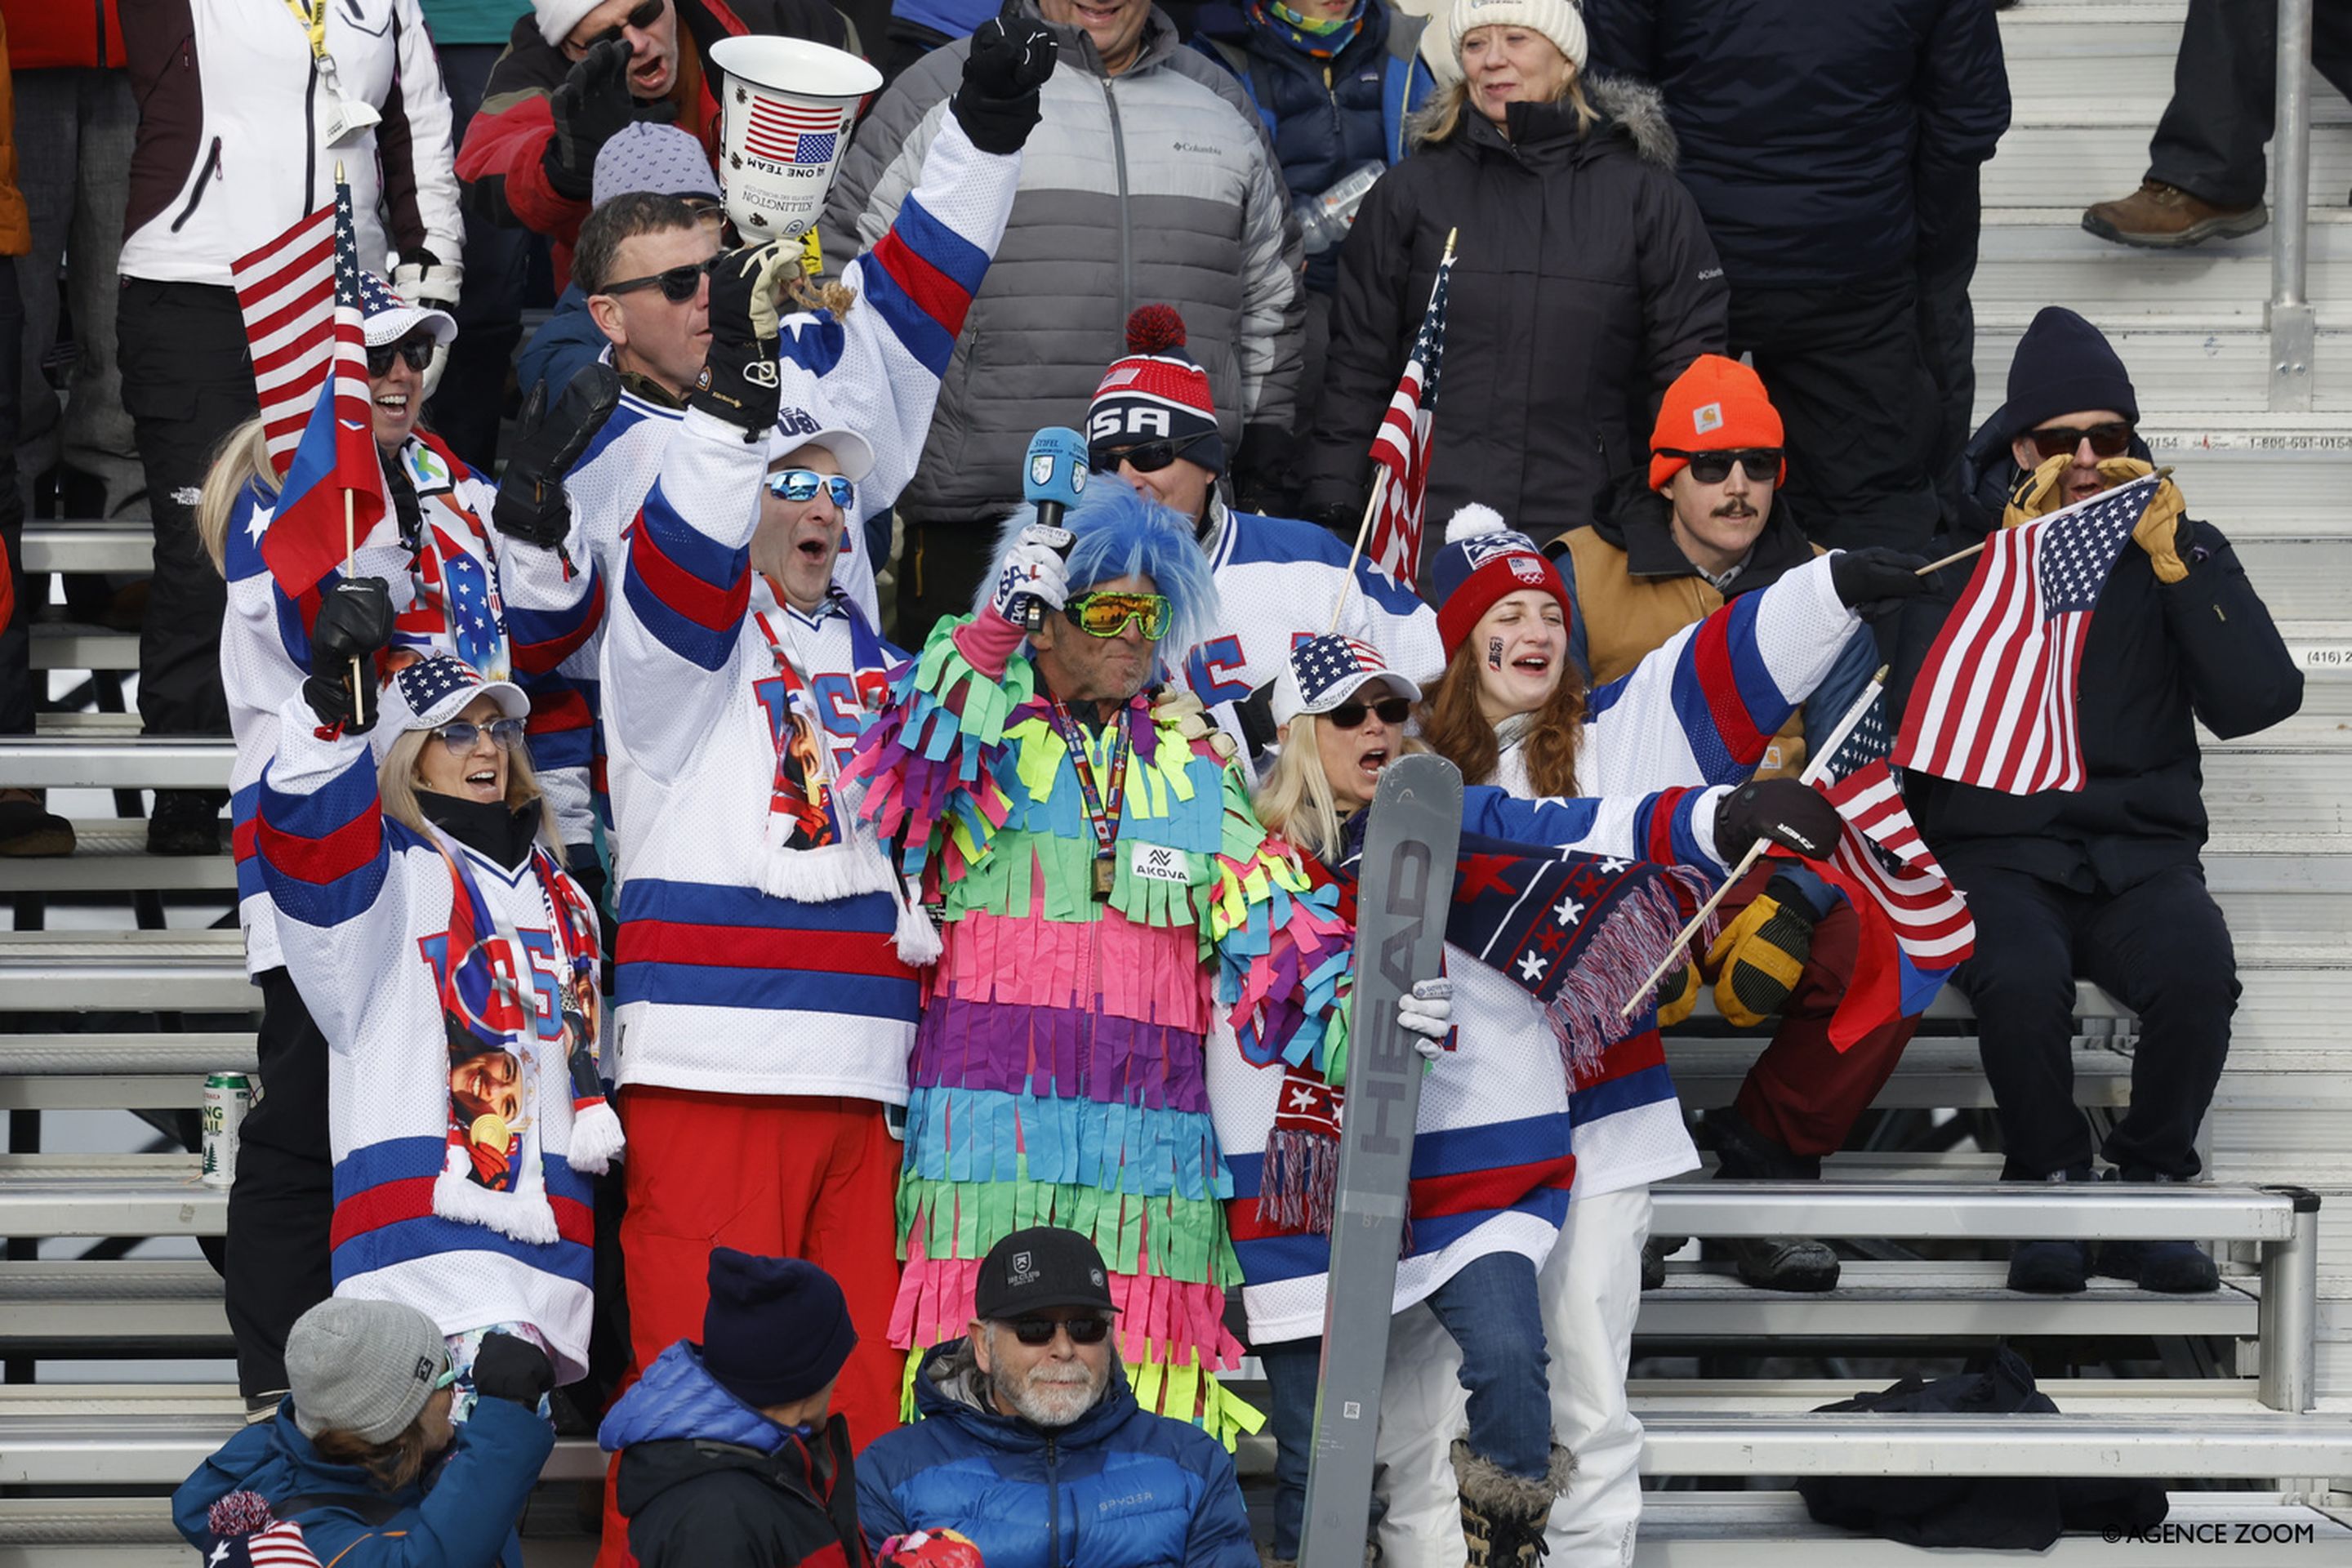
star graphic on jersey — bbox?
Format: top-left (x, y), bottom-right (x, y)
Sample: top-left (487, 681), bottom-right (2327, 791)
top-left (1516, 950), bottom-right (1548, 982)
top-left (244, 501), bottom-right (275, 544)
top-left (1552, 895), bottom-right (1584, 925)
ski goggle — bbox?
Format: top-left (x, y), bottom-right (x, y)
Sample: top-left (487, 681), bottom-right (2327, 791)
top-left (1089, 434), bottom-right (1214, 474)
top-left (1324, 695), bottom-right (1411, 730)
top-left (600, 257), bottom-right (713, 304)
top-left (429, 717), bottom-right (528, 754)
top-left (366, 337), bottom-right (435, 376)
top-left (1064, 590), bottom-right (1172, 640)
top-left (570, 0), bottom-right (666, 53)
top-left (1009, 1315), bottom-right (1111, 1347)
top-left (2025, 421), bottom-right (2134, 461)
top-left (1658, 448), bottom-right (1781, 484)
top-left (432, 1358), bottom-right (462, 1392)
top-left (764, 469), bottom-right (856, 510)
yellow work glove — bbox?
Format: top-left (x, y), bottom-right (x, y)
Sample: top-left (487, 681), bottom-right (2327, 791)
top-left (1655, 960), bottom-right (1700, 1028)
top-left (2002, 455), bottom-right (2190, 583)
top-left (1705, 878), bottom-right (1816, 1027)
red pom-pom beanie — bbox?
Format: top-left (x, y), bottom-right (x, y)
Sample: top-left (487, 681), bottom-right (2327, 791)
top-left (1089, 305), bottom-right (1226, 473)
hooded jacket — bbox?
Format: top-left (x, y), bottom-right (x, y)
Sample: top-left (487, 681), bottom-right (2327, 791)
top-left (1299, 78), bottom-right (1729, 543)
top-left (820, 3), bottom-right (1304, 528)
top-left (1884, 418), bottom-right (2305, 892)
top-left (856, 1340), bottom-right (1258, 1568)
top-left (604, 1342), bottom-right (868, 1568)
top-left (172, 1395), bottom-right (552, 1568)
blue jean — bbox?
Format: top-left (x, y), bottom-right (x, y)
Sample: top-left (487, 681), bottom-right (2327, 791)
top-left (1259, 1250), bottom-right (1552, 1558)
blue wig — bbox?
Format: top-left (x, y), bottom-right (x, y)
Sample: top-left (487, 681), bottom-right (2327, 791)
top-left (975, 478), bottom-right (1219, 656)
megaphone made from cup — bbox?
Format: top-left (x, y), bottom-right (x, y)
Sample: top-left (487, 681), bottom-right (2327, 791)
top-left (708, 36), bottom-right (882, 242)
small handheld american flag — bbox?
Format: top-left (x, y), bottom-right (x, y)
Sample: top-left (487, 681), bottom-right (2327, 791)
top-left (1362, 232), bottom-right (1454, 585)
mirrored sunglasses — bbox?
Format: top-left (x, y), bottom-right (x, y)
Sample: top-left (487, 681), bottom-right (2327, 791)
top-left (1659, 448), bottom-right (1781, 484)
top-left (1065, 590), bottom-right (1172, 640)
top-left (2025, 421), bottom-right (2134, 461)
top-left (1324, 695), bottom-right (1411, 730)
top-left (601, 257), bottom-right (713, 304)
top-left (366, 337), bottom-right (435, 376)
top-left (1010, 1315), bottom-right (1111, 1347)
top-left (430, 717), bottom-right (527, 755)
top-left (572, 0), bottom-right (666, 53)
top-left (764, 468), bottom-right (856, 510)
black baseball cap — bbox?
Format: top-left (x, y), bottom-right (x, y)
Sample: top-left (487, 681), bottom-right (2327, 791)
top-left (974, 1227), bottom-right (1120, 1320)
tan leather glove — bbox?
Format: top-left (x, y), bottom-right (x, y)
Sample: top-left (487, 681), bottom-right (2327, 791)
top-left (1152, 687), bottom-right (1237, 764)
top-left (1999, 452), bottom-right (2073, 528)
top-left (2002, 456), bottom-right (2189, 582)
top-left (1704, 883), bottom-right (1815, 1027)
top-left (1655, 960), bottom-right (1700, 1028)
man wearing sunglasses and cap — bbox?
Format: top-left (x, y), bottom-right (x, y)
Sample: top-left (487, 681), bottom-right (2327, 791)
top-left (1555, 353), bottom-right (1893, 1294)
top-left (858, 1226), bottom-right (1256, 1568)
top-left (1887, 305), bottom-right (2303, 1297)
top-left (1087, 304), bottom-right (1441, 751)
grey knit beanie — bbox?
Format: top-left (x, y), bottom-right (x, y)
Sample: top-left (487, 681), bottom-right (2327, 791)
top-left (593, 122), bottom-right (723, 209)
top-left (287, 1298), bottom-right (450, 1445)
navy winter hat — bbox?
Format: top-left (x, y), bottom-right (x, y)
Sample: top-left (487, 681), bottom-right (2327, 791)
top-left (1989, 307), bottom-right (2140, 444)
top-left (702, 1249), bottom-right (857, 1408)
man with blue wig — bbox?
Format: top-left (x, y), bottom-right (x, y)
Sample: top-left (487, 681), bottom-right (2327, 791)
top-left (842, 480), bottom-right (1286, 1446)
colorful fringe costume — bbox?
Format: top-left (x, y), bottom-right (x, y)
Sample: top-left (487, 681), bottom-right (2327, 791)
top-left (844, 612), bottom-right (1287, 1447)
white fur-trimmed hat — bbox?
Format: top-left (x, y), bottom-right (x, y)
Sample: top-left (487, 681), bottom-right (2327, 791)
top-left (1446, 0), bottom-right (1591, 73)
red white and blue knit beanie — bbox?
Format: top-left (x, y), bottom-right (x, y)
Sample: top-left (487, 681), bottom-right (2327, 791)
top-left (1089, 305), bottom-right (1227, 474)
top-left (1428, 503), bottom-right (1573, 660)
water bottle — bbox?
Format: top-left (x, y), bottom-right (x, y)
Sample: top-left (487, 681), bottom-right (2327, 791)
top-left (1295, 162), bottom-right (1387, 256)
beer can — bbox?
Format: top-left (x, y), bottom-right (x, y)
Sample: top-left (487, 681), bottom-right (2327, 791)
top-left (202, 1072), bottom-right (255, 1188)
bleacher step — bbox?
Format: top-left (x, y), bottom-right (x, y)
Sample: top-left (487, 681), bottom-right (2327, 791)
top-left (1637, 1262), bottom-right (2258, 1341)
top-left (0, 822), bottom-right (234, 893)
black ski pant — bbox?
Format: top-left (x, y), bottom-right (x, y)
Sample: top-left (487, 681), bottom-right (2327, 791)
top-left (1730, 272), bottom-right (1943, 553)
top-left (1947, 859), bottom-right (2238, 1183)
top-left (225, 968), bottom-right (335, 1398)
top-left (117, 278), bottom-right (250, 745)
top-left (1, 259), bottom-right (26, 736)
top-left (2148, 0), bottom-right (2352, 209)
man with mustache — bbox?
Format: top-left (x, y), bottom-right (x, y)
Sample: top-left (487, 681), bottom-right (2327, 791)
top-left (1550, 354), bottom-right (1891, 1294)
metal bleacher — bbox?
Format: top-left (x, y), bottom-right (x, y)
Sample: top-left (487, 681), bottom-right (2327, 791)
top-left (7, 1), bottom-right (2352, 1561)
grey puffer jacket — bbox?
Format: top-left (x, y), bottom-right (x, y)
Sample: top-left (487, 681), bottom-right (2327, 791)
top-left (821, 3), bottom-right (1304, 528)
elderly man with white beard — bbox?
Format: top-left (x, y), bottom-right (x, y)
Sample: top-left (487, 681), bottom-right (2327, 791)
top-left (858, 1227), bottom-right (1258, 1568)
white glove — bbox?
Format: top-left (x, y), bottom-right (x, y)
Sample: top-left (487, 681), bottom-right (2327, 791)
top-left (391, 259), bottom-right (464, 399)
top-left (1396, 977), bottom-right (1453, 1061)
top-left (988, 523), bottom-right (1070, 626)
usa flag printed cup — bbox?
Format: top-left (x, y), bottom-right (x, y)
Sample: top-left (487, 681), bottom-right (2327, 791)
top-left (709, 37), bottom-right (882, 241)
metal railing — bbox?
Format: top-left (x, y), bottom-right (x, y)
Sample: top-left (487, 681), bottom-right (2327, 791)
top-left (2271, 0), bottom-right (2318, 410)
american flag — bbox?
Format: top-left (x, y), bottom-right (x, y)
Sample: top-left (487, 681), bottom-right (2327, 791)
top-left (1796, 693), bottom-right (1976, 1045)
top-left (1290, 633), bottom-right (1393, 711)
top-left (232, 204), bottom-right (339, 472)
top-left (1363, 247), bottom-right (1452, 583)
top-left (234, 1521), bottom-right (327, 1566)
top-left (261, 178), bottom-right (386, 598)
top-left (1894, 474), bottom-right (2155, 794)
top-left (740, 95), bottom-right (844, 165)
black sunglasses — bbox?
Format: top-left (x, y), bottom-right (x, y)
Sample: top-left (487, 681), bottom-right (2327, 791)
top-left (1325, 695), bottom-right (1411, 730)
top-left (1089, 434), bottom-right (1214, 475)
top-left (1010, 1315), bottom-right (1111, 1347)
top-left (600, 257), bottom-right (713, 304)
top-left (367, 337), bottom-right (435, 376)
top-left (571, 0), bottom-right (666, 53)
top-left (1659, 448), bottom-right (1780, 484)
top-left (2025, 421), bottom-right (2134, 461)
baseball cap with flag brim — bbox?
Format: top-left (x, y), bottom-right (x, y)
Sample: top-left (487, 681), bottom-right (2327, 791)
top-left (1272, 633), bottom-right (1423, 728)
top-left (357, 272), bottom-right (458, 351)
top-left (766, 413), bottom-right (876, 486)
top-left (368, 655), bottom-right (529, 761)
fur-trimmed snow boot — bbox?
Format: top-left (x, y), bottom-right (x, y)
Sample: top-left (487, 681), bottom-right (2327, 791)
top-left (1453, 1438), bottom-right (1573, 1566)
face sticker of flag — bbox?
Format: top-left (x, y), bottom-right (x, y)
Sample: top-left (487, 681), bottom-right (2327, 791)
top-left (742, 97), bottom-right (843, 166)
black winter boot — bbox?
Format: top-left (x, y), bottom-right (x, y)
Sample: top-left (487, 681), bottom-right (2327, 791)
top-left (2095, 1169), bottom-right (2220, 1293)
top-left (1700, 1107), bottom-right (1840, 1291)
top-left (2007, 1165), bottom-right (2099, 1293)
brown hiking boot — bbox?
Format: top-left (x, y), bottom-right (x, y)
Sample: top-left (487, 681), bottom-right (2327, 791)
top-left (2082, 180), bottom-right (2267, 248)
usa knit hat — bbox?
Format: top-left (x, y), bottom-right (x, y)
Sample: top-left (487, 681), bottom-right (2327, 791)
top-left (1649, 354), bottom-right (1786, 491)
top-left (702, 1249), bottom-right (858, 1407)
top-left (1428, 503), bottom-right (1572, 660)
top-left (1088, 305), bottom-right (1226, 474)
top-left (287, 1297), bottom-right (451, 1443)
top-left (593, 122), bottom-right (723, 208)
top-left (1988, 306), bottom-right (2141, 446)
top-left (534, 0), bottom-right (609, 47)
top-left (1446, 0), bottom-right (1590, 72)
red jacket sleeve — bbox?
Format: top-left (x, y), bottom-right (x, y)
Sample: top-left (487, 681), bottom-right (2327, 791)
top-left (457, 91), bottom-right (590, 249)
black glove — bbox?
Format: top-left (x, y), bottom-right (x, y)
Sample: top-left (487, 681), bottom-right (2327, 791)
top-left (1713, 777), bottom-right (1840, 863)
top-left (303, 577), bottom-right (394, 733)
top-left (690, 244), bottom-right (794, 435)
top-left (497, 364), bottom-right (622, 551)
top-left (1231, 421), bottom-right (1294, 515)
top-left (1299, 497), bottom-right (1361, 541)
top-left (470, 1331), bottom-right (556, 1410)
top-left (1828, 546), bottom-right (1932, 616)
top-left (950, 0), bottom-right (1059, 156)
top-left (543, 38), bottom-right (675, 200)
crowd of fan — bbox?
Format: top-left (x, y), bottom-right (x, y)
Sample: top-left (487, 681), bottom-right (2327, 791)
top-left (0, 2), bottom-right (2321, 1567)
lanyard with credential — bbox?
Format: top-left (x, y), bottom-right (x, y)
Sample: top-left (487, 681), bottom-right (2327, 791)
top-left (283, 0), bottom-right (327, 61)
top-left (1044, 696), bottom-right (1132, 901)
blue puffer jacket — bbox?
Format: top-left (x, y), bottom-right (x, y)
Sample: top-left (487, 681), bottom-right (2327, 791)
top-left (858, 1340), bottom-right (1258, 1568)
top-left (172, 1395), bottom-right (552, 1568)
top-left (516, 283), bottom-right (612, 409)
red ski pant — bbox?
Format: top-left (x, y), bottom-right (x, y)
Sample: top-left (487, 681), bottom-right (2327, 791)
top-left (1708, 862), bottom-right (1921, 1158)
top-left (596, 1089), bottom-right (903, 1567)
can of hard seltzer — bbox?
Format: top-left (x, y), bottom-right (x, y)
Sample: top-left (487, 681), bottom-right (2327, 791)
top-left (202, 1072), bottom-right (255, 1187)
